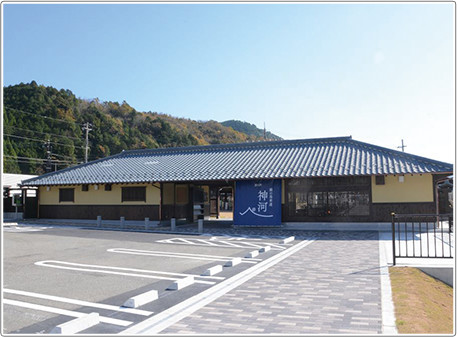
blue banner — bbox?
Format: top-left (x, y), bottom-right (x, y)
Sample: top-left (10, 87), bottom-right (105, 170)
top-left (234, 179), bottom-right (282, 226)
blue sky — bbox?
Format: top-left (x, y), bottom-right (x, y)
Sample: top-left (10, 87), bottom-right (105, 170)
top-left (3, 3), bottom-right (455, 163)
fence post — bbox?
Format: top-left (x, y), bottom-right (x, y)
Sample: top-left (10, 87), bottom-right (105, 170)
top-left (198, 219), bottom-right (203, 233)
top-left (97, 215), bottom-right (102, 228)
top-left (391, 212), bottom-right (396, 266)
top-left (171, 218), bottom-right (176, 231)
top-left (120, 217), bottom-right (125, 229)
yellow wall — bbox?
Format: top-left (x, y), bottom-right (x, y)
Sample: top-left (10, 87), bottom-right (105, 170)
top-left (371, 174), bottom-right (434, 203)
top-left (39, 183), bottom-right (161, 205)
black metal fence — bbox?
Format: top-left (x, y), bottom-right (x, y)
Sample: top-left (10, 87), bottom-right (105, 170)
top-left (391, 213), bottom-right (453, 265)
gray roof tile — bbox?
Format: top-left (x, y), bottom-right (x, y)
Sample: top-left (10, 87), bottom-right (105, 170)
top-left (21, 136), bottom-right (453, 186)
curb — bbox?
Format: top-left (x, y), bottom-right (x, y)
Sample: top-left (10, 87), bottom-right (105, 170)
top-left (50, 313), bottom-right (99, 334)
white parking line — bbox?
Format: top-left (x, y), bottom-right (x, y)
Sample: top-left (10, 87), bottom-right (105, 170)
top-left (195, 239), bottom-right (219, 246)
top-left (157, 238), bottom-right (286, 250)
top-left (34, 260), bottom-right (219, 285)
top-left (3, 226), bottom-right (49, 232)
top-left (4, 289), bottom-right (153, 316)
top-left (3, 299), bottom-right (132, 327)
top-left (175, 238), bottom-right (196, 245)
top-left (217, 240), bottom-right (247, 247)
top-left (203, 235), bottom-right (262, 241)
top-left (107, 248), bottom-right (260, 264)
top-left (237, 241), bottom-right (264, 249)
top-left (121, 238), bottom-right (316, 334)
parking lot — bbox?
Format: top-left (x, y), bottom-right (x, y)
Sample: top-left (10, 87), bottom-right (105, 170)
top-left (3, 225), bottom-right (298, 334)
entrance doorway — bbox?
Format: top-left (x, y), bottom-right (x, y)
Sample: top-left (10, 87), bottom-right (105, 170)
top-left (218, 187), bottom-right (233, 219)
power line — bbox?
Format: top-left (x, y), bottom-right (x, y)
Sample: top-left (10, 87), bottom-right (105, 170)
top-left (4, 106), bottom-right (79, 126)
top-left (3, 158), bottom-right (74, 168)
top-left (3, 155), bottom-right (74, 164)
top-left (4, 125), bottom-right (83, 142)
top-left (4, 134), bottom-right (85, 149)
top-left (51, 152), bottom-right (78, 160)
top-left (4, 143), bottom-right (83, 160)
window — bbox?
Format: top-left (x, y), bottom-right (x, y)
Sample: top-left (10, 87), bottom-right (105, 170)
top-left (286, 178), bottom-right (370, 218)
top-left (375, 176), bottom-right (385, 185)
top-left (59, 188), bottom-right (74, 202)
top-left (105, 184), bottom-right (112, 191)
top-left (122, 186), bottom-right (146, 202)
top-left (82, 185), bottom-right (89, 191)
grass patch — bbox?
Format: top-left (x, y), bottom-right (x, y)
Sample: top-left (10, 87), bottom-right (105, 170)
top-left (389, 267), bottom-right (454, 334)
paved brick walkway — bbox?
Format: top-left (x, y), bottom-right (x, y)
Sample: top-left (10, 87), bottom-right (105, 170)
top-left (161, 232), bottom-right (382, 334)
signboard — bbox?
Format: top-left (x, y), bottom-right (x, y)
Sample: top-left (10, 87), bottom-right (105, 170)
top-left (234, 179), bottom-right (281, 226)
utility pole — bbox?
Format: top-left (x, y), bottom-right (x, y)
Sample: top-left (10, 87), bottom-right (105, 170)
top-left (263, 122), bottom-right (266, 141)
top-left (397, 139), bottom-right (407, 152)
top-left (43, 139), bottom-right (52, 172)
top-left (82, 122), bottom-right (92, 163)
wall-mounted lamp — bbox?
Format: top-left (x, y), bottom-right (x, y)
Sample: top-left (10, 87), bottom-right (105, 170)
top-left (46, 186), bottom-right (50, 191)
top-left (94, 185), bottom-right (99, 190)
top-left (398, 176), bottom-right (405, 183)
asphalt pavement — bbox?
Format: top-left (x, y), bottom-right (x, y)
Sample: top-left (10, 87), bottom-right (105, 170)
top-left (3, 223), bottom-right (393, 335)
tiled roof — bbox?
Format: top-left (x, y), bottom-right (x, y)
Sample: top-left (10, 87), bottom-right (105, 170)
top-left (3, 173), bottom-right (38, 188)
top-left (21, 136), bottom-right (453, 186)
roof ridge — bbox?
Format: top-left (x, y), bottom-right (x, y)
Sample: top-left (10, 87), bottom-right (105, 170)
top-left (20, 152), bottom-right (125, 186)
top-left (119, 136), bottom-right (353, 156)
top-left (350, 139), bottom-right (452, 167)
top-left (20, 136), bottom-right (452, 187)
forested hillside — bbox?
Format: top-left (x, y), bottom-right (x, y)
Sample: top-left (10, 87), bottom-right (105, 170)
top-left (221, 120), bottom-right (282, 141)
top-left (3, 82), bottom-right (272, 175)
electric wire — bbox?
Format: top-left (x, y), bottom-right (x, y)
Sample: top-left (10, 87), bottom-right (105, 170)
top-left (4, 134), bottom-right (85, 149)
top-left (4, 155), bottom-right (75, 164)
top-left (4, 125), bottom-right (83, 141)
top-left (4, 159), bottom-right (74, 167)
top-left (4, 107), bottom-right (100, 171)
top-left (4, 106), bottom-right (80, 126)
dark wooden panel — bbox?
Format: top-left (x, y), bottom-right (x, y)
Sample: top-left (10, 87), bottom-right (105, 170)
top-left (39, 205), bottom-right (160, 220)
top-left (158, 204), bottom-right (189, 220)
top-left (24, 197), bottom-right (38, 218)
top-left (3, 197), bottom-right (19, 212)
top-left (371, 202), bottom-right (435, 222)
top-left (283, 202), bottom-right (436, 222)
top-left (283, 213), bottom-right (371, 223)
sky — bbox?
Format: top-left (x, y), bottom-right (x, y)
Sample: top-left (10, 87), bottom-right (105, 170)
top-left (2, 2), bottom-right (455, 164)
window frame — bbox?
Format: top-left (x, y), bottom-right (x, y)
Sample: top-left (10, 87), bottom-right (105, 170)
top-left (121, 186), bottom-right (146, 202)
top-left (375, 176), bottom-right (385, 185)
top-left (59, 188), bottom-right (75, 203)
top-left (286, 177), bottom-right (371, 218)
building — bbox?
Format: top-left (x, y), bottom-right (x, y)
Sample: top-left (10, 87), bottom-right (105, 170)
top-left (3, 173), bottom-right (38, 220)
top-left (21, 136), bottom-right (453, 225)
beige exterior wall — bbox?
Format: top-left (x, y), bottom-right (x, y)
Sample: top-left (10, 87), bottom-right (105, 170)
top-left (371, 174), bottom-right (434, 203)
top-left (39, 183), bottom-right (161, 205)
